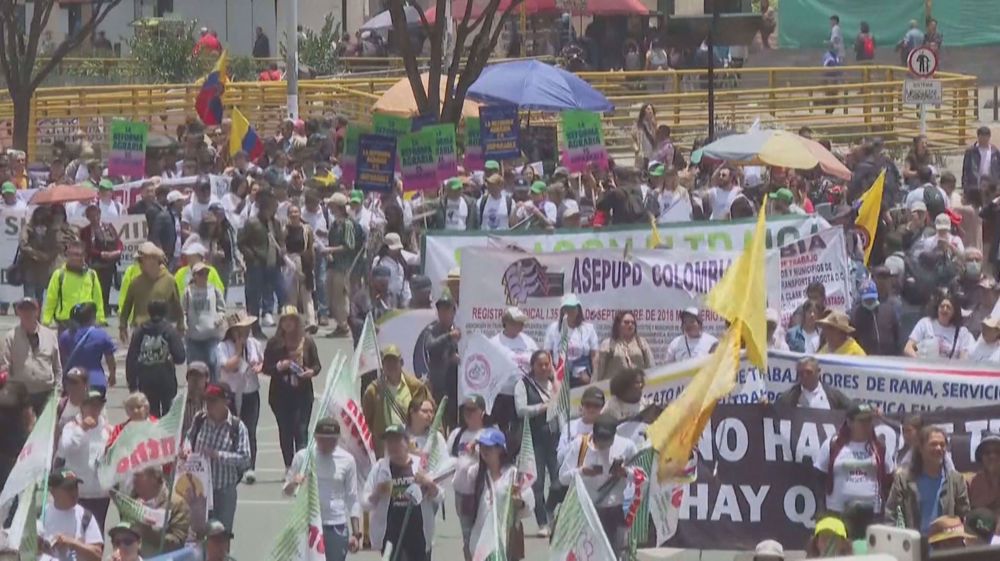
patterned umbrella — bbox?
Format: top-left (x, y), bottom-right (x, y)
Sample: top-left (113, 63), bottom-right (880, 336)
top-left (698, 129), bottom-right (852, 180)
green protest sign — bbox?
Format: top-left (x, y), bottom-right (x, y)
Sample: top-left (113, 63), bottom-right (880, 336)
top-left (398, 128), bottom-right (439, 192)
top-left (560, 110), bottom-right (607, 173)
top-left (108, 120), bottom-right (149, 178)
top-left (372, 113), bottom-right (411, 137)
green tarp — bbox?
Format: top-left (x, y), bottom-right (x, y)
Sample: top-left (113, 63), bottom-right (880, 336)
top-left (932, 0), bottom-right (1000, 48)
top-left (778, 0), bottom-right (924, 50)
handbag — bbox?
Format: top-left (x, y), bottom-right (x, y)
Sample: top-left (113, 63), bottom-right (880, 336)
top-left (6, 247), bottom-right (23, 287)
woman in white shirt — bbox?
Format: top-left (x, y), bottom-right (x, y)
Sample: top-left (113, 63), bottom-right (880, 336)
top-left (904, 294), bottom-right (975, 359)
top-left (664, 307), bottom-right (718, 363)
top-left (214, 311), bottom-right (265, 483)
top-left (543, 294), bottom-right (599, 386)
top-left (513, 350), bottom-right (559, 536)
top-left (491, 307), bottom-right (538, 375)
top-left (968, 317), bottom-right (1000, 363)
top-left (406, 397), bottom-right (451, 474)
top-left (56, 391), bottom-right (113, 532)
top-left (453, 428), bottom-right (533, 561)
top-left (814, 403), bottom-right (895, 516)
top-left (447, 395), bottom-right (490, 561)
top-left (371, 233), bottom-right (412, 308)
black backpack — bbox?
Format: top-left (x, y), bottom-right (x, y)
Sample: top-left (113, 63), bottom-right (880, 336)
top-left (621, 186), bottom-right (647, 224)
top-left (923, 186), bottom-right (947, 220)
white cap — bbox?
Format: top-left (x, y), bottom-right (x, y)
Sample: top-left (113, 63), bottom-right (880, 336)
top-left (754, 539), bottom-right (784, 559)
top-left (934, 213), bottom-right (951, 230)
top-left (502, 307), bottom-right (528, 323)
top-left (884, 254), bottom-right (906, 277)
top-left (166, 190), bottom-right (188, 203)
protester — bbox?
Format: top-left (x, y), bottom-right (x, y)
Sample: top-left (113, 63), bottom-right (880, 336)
top-left (406, 397), bottom-right (447, 459)
top-left (215, 310), bottom-right (264, 482)
top-left (786, 301), bottom-right (823, 353)
top-left (542, 294), bottom-right (599, 387)
top-left (203, 519), bottom-right (236, 561)
top-left (453, 428), bottom-right (532, 561)
top-left (130, 466), bottom-right (191, 556)
top-left (120, 242), bottom-right (184, 344)
top-left (107, 392), bottom-right (155, 449)
top-left (514, 350), bottom-right (560, 537)
top-left (904, 293), bottom-right (974, 359)
top-left (557, 386), bottom-right (605, 465)
top-left (926, 516), bottom-right (975, 550)
top-left (559, 414), bottom-right (639, 552)
top-left (79, 203), bottom-right (123, 313)
top-left (775, 357), bottom-right (853, 410)
top-left (815, 403), bottom-right (894, 517)
top-left (183, 362), bottom-right (210, 434)
top-left (38, 469), bottom-right (104, 561)
top-left (59, 302), bottom-right (117, 394)
top-left (174, 242), bottom-right (225, 297)
top-left (362, 345), bottom-right (431, 458)
top-left (962, 126), bottom-right (1000, 190)
top-left (594, 311), bottom-right (653, 382)
top-left (55, 368), bottom-right (92, 435)
top-left (125, 299), bottom-right (185, 415)
top-left (887, 426), bottom-right (970, 532)
top-left (665, 307), bottom-right (718, 363)
top-left (183, 262), bottom-right (226, 377)
top-left (805, 516), bottom-right (852, 558)
top-left (42, 241), bottom-right (104, 331)
top-left (284, 417), bottom-right (362, 561)
top-left (56, 391), bottom-right (113, 532)
top-left (491, 306), bottom-right (538, 374)
top-left (362, 425), bottom-right (442, 561)
top-left (968, 432), bottom-right (1000, 516)
top-left (970, 317), bottom-right (1000, 363)
top-left (17, 206), bottom-right (61, 302)
top-left (107, 522), bottom-right (144, 561)
top-left (325, 192), bottom-right (362, 337)
top-left (446, 394), bottom-right (489, 561)
top-left (816, 310), bottom-right (867, 355)
top-left (186, 382), bottom-right (252, 532)
top-left (0, 296), bottom-right (60, 411)
top-left (849, 280), bottom-right (904, 356)
top-left (264, 306), bottom-right (320, 471)
top-left (284, 204), bottom-right (319, 330)
top-left (237, 192), bottom-right (286, 329)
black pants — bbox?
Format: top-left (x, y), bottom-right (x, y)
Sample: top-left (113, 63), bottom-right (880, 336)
top-left (596, 506), bottom-right (626, 553)
top-left (79, 497), bottom-right (111, 534)
top-left (231, 391), bottom-right (260, 469)
top-left (137, 373), bottom-right (178, 418)
top-left (381, 530), bottom-right (428, 561)
top-left (270, 391), bottom-right (312, 468)
top-left (94, 267), bottom-right (115, 314)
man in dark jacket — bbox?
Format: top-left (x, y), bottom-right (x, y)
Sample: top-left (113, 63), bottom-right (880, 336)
top-left (850, 279), bottom-right (903, 356)
top-left (237, 192), bottom-right (286, 331)
top-left (849, 138), bottom-right (901, 205)
top-left (125, 299), bottom-right (186, 416)
top-left (252, 27), bottom-right (270, 58)
top-left (146, 188), bottom-right (185, 269)
top-left (962, 126), bottom-right (1000, 190)
top-left (775, 356), bottom-right (853, 410)
top-left (420, 292), bottom-right (461, 426)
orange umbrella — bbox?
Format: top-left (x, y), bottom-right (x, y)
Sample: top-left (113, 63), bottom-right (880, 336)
top-left (372, 73), bottom-right (481, 119)
top-left (29, 184), bottom-right (97, 205)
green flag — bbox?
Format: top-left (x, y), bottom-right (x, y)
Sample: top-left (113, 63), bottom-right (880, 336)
top-left (99, 390), bottom-right (187, 489)
top-left (551, 474), bottom-right (617, 561)
top-left (0, 395), bottom-right (57, 506)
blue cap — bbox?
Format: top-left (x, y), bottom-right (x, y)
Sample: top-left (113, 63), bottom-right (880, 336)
top-left (861, 280), bottom-right (878, 301)
top-left (477, 427), bottom-right (506, 450)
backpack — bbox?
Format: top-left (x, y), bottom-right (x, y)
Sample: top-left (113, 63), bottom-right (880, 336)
top-left (923, 186), bottom-right (947, 220)
top-left (861, 35), bottom-right (875, 59)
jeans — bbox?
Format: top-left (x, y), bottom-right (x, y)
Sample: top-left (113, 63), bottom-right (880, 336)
top-left (271, 390), bottom-right (313, 467)
top-left (186, 337), bottom-right (220, 382)
top-left (323, 524), bottom-right (349, 561)
top-left (313, 257), bottom-right (328, 319)
top-left (22, 283), bottom-right (45, 303)
top-left (531, 425), bottom-right (562, 527)
top-left (231, 391), bottom-right (260, 469)
top-left (245, 263), bottom-right (285, 318)
top-left (211, 485), bottom-right (239, 532)
top-left (325, 268), bottom-right (349, 330)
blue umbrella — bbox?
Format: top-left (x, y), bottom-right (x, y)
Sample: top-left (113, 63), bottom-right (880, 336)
top-left (467, 60), bottom-right (614, 113)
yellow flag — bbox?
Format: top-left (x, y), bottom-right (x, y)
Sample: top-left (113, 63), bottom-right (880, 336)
top-left (646, 324), bottom-right (742, 481)
top-left (855, 169), bottom-right (885, 266)
top-left (705, 199), bottom-right (768, 371)
top-left (650, 216), bottom-right (663, 248)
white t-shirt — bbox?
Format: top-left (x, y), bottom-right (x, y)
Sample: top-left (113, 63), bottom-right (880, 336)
top-left (708, 186), bottom-right (742, 220)
top-left (182, 198), bottom-right (217, 230)
top-left (803, 329), bottom-right (822, 354)
top-left (657, 188), bottom-right (693, 223)
top-left (513, 200), bottom-right (557, 226)
top-left (815, 439), bottom-right (894, 513)
top-left (214, 338), bottom-right (264, 394)
top-left (968, 338), bottom-right (1000, 363)
top-left (904, 185), bottom-right (950, 209)
top-left (917, 232), bottom-right (965, 255)
top-left (490, 331), bottom-right (538, 375)
top-left (479, 194), bottom-right (511, 231)
top-left (302, 207), bottom-right (329, 252)
top-left (542, 321), bottom-right (599, 377)
top-left (980, 146), bottom-right (992, 179)
top-left (664, 333), bottom-right (718, 363)
top-left (798, 384), bottom-right (830, 409)
top-left (444, 196), bottom-right (469, 230)
top-left (446, 426), bottom-right (485, 459)
top-left (287, 447), bottom-right (359, 526)
top-left (38, 504), bottom-right (103, 561)
top-left (908, 317), bottom-right (975, 359)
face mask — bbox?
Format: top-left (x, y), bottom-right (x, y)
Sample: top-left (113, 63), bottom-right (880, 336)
top-left (862, 299), bottom-right (879, 311)
top-left (966, 262), bottom-right (982, 277)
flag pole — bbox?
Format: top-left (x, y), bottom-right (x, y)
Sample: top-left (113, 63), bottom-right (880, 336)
top-left (157, 391), bottom-right (188, 554)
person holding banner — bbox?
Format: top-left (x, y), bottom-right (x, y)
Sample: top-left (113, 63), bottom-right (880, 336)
top-left (130, 466), bottom-right (191, 556)
top-left (362, 425), bottom-right (442, 561)
top-left (283, 417), bottom-right (362, 561)
top-left (57, 390), bottom-right (113, 532)
top-left (514, 350), bottom-right (560, 537)
top-left (815, 403), bottom-right (895, 518)
top-left (775, 357), bottom-right (853, 410)
top-left (543, 294), bottom-right (599, 387)
top-left (39, 469), bottom-right (104, 561)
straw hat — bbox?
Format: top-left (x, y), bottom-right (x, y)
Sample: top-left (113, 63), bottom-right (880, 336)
top-left (816, 310), bottom-right (855, 334)
top-left (225, 310), bottom-right (257, 334)
top-left (927, 516), bottom-right (975, 545)
top-left (136, 241), bottom-right (166, 261)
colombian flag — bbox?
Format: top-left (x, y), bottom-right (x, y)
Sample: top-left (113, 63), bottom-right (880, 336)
top-left (230, 108), bottom-right (264, 161)
top-left (195, 51), bottom-right (227, 126)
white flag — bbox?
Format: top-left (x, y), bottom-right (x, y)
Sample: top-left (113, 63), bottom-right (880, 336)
top-left (459, 333), bottom-right (521, 414)
top-left (271, 457), bottom-right (325, 561)
top-left (0, 395), bottom-right (57, 507)
top-left (353, 313), bottom-right (380, 377)
top-left (550, 474), bottom-right (617, 561)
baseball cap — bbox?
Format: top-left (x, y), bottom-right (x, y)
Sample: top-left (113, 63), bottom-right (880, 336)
top-left (934, 213), bottom-right (952, 230)
top-left (560, 294), bottom-right (581, 309)
top-left (410, 275), bottom-right (432, 292)
top-left (182, 242), bottom-right (207, 256)
top-left (484, 160), bottom-right (500, 171)
top-left (680, 307), bottom-right (700, 320)
top-left (48, 468), bottom-right (84, 489)
top-left (186, 361), bottom-right (210, 379)
top-left (592, 414), bottom-right (618, 441)
top-left (205, 519), bottom-right (234, 539)
top-left (435, 291), bottom-right (455, 308)
top-left (502, 307), bottom-right (528, 323)
top-left (446, 177), bottom-right (464, 191)
top-left (477, 427), bottom-right (507, 450)
top-left (1, 181), bottom-right (16, 194)
top-left (204, 383), bottom-right (231, 401)
top-left (581, 386), bottom-right (606, 407)
top-left (83, 390), bottom-right (106, 405)
top-left (773, 188), bottom-right (794, 204)
top-left (98, 179), bottom-right (115, 191)
top-left (314, 416), bottom-right (340, 436)
top-left (908, 199), bottom-right (928, 213)
top-left (553, 166), bottom-right (570, 178)
top-left (382, 424), bottom-right (408, 439)
top-left (462, 394), bottom-right (486, 411)
top-left (814, 516), bottom-right (848, 539)
top-left (166, 190), bottom-right (188, 203)
top-left (381, 344), bottom-right (402, 359)
top-left (860, 280), bottom-right (879, 301)
top-left (753, 539), bottom-right (784, 560)
top-left (648, 164), bottom-right (665, 178)
top-left (108, 521), bottom-right (142, 542)
top-left (529, 181), bottom-right (547, 195)
top-left (349, 190), bottom-right (364, 204)
top-left (765, 308), bottom-right (780, 325)
top-left (846, 402), bottom-right (874, 420)
top-left (208, 201), bottom-right (225, 212)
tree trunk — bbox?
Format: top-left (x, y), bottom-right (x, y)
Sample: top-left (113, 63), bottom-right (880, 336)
top-left (11, 88), bottom-right (31, 152)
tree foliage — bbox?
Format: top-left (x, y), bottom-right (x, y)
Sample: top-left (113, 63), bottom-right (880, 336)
top-left (280, 14), bottom-right (342, 77)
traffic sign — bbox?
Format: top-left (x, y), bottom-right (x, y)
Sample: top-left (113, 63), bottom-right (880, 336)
top-left (907, 46), bottom-right (938, 78)
top-left (903, 79), bottom-right (942, 106)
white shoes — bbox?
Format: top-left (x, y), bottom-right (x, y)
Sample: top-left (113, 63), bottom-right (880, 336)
top-left (243, 470), bottom-right (256, 485)
top-left (262, 313), bottom-right (275, 327)
top-left (537, 525), bottom-right (550, 538)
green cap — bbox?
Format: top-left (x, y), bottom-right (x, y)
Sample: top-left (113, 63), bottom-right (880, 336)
top-left (773, 187), bottom-right (794, 204)
top-left (108, 521), bottom-right (142, 541)
top-left (530, 181), bottom-right (547, 195)
top-left (1, 181), bottom-right (15, 194)
top-left (447, 177), bottom-right (464, 191)
top-left (98, 179), bottom-right (115, 190)
top-left (349, 189), bottom-right (364, 204)
top-left (484, 160), bottom-right (500, 171)
top-left (649, 164), bottom-right (665, 178)
top-left (382, 424), bottom-right (408, 439)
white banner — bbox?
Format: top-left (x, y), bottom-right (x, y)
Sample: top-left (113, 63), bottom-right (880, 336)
top-left (424, 215), bottom-right (830, 296)
top-left (459, 333), bottom-right (521, 413)
top-left (571, 350), bottom-right (1000, 414)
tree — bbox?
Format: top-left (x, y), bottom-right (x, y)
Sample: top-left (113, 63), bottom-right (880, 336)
top-left (387, 0), bottom-right (524, 124)
top-left (0, 0), bottom-right (123, 150)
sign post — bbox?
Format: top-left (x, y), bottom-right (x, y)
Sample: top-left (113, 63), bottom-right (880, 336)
top-left (906, 46), bottom-right (940, 135)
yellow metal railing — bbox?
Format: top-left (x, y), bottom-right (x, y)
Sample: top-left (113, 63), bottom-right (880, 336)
top-left (3, 65), bottom-right (978, 162)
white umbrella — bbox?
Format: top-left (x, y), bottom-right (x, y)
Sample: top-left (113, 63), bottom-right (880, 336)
top-left (361, 6), bottom-right (421, 31)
